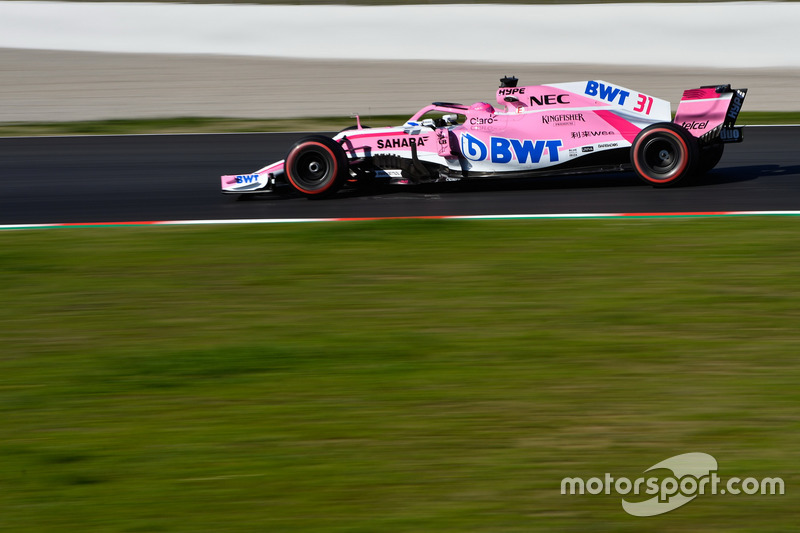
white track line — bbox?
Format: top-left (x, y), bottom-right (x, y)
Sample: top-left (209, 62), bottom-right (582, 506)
top-left (3, 211), bottom-right (800, 231)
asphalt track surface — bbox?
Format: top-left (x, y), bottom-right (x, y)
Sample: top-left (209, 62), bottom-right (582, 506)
top-left (1, 126), bottom-right (798, 225)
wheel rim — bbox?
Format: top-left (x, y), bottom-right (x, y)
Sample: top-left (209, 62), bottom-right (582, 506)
top-left (642, 137), bottom-right (681, 178)
top-left (294, 151), bottom-right (330, 186)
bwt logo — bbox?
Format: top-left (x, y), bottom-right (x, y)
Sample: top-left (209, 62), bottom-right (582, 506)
top-left (460, 133), bottom-right (488, 161)
top-left (461, 133), bottom-right (562, 164)
top-left (235, 174), bottom-right (260, 184)
top-left (585, 81), bottom-right (631, 106)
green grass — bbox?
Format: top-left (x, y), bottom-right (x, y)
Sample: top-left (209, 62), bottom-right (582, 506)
top-left (0, 116), bottom-right (401, 137)
top-left (0, 111), bottom-right (796, 137)
top-left (0, 116), bottom-right (411, 137)
top-left (735, 111), bottom-right (800, 126)
top-left (1, 218), bottom-right (798, 531)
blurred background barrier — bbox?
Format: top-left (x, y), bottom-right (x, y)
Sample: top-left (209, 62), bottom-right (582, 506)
top-left (1, 2), bottom-right (799, 121)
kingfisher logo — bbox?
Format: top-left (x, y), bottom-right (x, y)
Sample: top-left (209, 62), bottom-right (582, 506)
top-left (461, 134), bottom-right (562, 164)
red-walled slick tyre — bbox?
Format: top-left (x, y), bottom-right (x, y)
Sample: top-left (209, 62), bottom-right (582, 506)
top-left (284, 135), bottom-right (348, 198)
top-left (631, 123), bottom-right (699, 187)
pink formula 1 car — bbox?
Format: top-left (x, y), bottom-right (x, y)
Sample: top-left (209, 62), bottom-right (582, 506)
top-left (221, 77), bottom-right (747, 197)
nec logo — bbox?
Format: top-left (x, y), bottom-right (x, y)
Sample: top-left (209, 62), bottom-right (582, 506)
top-left (529, 94), bottom-right (570, 106)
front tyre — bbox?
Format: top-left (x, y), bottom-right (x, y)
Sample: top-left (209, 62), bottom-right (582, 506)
top-left (284, 135), bottom-right (348, 198)
top-left (631, 123), bottom-right (698, 187)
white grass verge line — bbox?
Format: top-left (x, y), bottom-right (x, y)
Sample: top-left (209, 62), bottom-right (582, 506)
top-left (0, 224), bottom-right (61, 229)
top-left (157, 218), bottom-right (337, 225)
top-left (1, 1), bottom-right (798, 68)
top-left (3, 211), bottom-right (800, 231)
top-left (454, 214), bottom-right (619, 219)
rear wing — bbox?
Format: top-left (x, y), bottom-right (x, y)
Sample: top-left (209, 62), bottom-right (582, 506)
top-left (674, 85), bottom-right (748, 144)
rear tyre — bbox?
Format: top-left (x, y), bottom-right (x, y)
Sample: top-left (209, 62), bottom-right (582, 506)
top-left (284, 135), bottom-right (348, 198)
top-left (631, 123), bottom-right (698, 187)
top-left (698, 142), bottom-right (725, 175)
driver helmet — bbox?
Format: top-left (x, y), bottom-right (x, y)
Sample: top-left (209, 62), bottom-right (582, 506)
top-left (469, 102), bottom-right (495, 114)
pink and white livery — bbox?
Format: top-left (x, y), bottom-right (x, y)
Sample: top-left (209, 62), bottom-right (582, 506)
top-left (221, 77), bottom-right (747, 198)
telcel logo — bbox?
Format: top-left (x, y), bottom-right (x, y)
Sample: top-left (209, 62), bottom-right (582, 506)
top-left (681, 120), bottom-right (709, 130)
